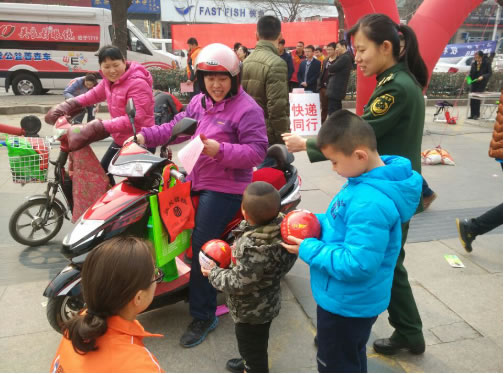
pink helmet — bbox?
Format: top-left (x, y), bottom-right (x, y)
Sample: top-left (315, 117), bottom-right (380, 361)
top-left (195, 43), bottom-right (241, 76)
top-left (195, 43), bottom-right (241, 97)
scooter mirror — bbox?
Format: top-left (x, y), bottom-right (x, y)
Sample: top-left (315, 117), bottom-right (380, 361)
top-left (169, 117), bottom-right (197, 143)
top-left (126, 98), bottom-right (137, 143)
top-left (126, 98), bottom-right (136, 119)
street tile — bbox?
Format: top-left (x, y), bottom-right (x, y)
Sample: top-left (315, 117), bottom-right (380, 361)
top-left (0, 330), bottom-right (61, 373)
top-left (430, 321), bottom-right (481, 343)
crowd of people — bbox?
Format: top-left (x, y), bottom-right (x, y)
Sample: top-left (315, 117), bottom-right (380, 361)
top-left (44, 11), bottom-right (501, 374)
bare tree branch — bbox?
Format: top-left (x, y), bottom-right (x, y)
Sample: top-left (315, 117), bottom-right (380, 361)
top-left (334, 0), bottom-right (345, 40)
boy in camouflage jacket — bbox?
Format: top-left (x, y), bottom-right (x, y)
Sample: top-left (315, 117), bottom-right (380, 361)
top-left (202, 181), bottom-right (297, 373)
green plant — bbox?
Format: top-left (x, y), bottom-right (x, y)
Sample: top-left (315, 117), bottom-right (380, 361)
top-left (150, 68), bottom-right (191, 102)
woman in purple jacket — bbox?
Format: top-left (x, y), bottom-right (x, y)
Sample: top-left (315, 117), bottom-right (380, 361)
top-left (133, 43), bottom-right (268, 348)
top-left (45, 45), bottom-right (155, 185)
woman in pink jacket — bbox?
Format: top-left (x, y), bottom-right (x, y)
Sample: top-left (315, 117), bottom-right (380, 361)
top-left (45, 45), bottom-right (155, 185)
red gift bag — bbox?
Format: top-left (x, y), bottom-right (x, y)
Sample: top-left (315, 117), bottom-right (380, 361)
top-left (158, 164), bottom-right (195, 241)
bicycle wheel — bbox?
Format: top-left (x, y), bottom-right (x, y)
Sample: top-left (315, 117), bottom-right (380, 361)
top-left (9, 197), bottom-right (64, 246)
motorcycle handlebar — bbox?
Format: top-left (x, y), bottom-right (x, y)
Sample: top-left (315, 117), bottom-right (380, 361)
top-left (0, 123), bottom-right (25, 136)
top-left (170, 168), bottom-right (186, 183)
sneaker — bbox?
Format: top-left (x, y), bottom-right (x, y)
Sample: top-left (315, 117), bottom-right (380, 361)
top-left (180, 316), bottom-right (218, 348)
top-left (423, 192), bottom-right (437, 210)
top-left (456, 218), bottom-right (475, 253)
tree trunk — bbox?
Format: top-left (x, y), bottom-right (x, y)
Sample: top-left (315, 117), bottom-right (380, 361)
top-left (110, 0), bottom-right (132, 58)
top-left (334, 0), bottom-right (345, 40)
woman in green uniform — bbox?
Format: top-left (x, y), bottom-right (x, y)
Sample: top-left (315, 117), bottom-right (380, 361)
top-left (282, 13), bottom-right (428, 356)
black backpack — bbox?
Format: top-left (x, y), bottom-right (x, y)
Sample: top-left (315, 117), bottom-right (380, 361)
top-left (154, 91), bottom-right (179, 126)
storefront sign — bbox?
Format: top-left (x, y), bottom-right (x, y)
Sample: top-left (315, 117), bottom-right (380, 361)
top-left (92, 0), bottom-right (161, 14)
top-left (164, 0), bottom-right (336, 24)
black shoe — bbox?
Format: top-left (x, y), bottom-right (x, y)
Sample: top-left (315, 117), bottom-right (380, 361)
top-left (373, 338), bottom-right (425, 355)
top-left (180, 316), bottom-right (218, 348)
top-left (456, 218), bottom-right (475, 253)
top-left (226, 358), bottom-right (245, 373)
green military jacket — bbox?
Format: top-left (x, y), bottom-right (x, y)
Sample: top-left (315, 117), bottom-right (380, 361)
top-left (306, 62), bottom-right (425, 175)
top-left (242, 40), bottom-right (290, 145)
top-left (208, 214), bottom-right (297, 324)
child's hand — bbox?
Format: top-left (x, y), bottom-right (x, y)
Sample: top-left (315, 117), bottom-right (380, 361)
top-left (201, 266), bottom-right (211, 277)
top-left (200, 262), bottom-right (216, 277)
top-left (281, 236), bottom-right (303, 255)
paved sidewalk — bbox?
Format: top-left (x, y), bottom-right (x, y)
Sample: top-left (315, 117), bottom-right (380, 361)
top-left (0, 95), bottom-right (502, 372)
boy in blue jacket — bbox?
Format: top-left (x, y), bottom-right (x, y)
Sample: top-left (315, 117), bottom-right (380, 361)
top-left (282, 110), bottom-right (422, 373)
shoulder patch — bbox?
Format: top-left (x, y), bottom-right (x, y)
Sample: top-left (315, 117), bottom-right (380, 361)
top-left (370, 94), bottom-right (395, 116)
top-left (377, 73), bottom-right (395, 87)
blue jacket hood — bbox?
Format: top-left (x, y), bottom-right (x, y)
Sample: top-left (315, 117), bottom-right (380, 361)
top-left (349, 155), bottom-right (421, 223)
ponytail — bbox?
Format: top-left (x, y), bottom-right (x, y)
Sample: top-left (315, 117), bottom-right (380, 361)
top-left (398, 24), bottom-right (428, 89)
top-left (62, 236), bottom-right (156, 355)
top-left (64, 312), bottom-right (108, 354)
top-left (348, 13), bottom-right (428, 89)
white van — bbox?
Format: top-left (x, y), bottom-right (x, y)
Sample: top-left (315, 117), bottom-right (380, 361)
top-left (0, 3), bottom-right (181, 95)
top-left (149, 38), bottom-right (187, 69)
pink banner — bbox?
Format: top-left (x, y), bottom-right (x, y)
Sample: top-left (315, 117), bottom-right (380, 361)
top-left (0, 22), bottom-right (100, 43)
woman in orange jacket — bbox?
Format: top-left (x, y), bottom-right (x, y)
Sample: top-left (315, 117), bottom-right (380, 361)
top-left (50, 237), bottom-right (164, 373)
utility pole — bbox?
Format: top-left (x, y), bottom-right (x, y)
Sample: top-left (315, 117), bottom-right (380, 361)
top-left (492, 4), bottom-right (501, 41)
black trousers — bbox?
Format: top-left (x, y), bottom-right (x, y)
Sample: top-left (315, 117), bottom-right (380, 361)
top-left (470, 98), bottom-right (481, 118)
top-left (316, 306), bottom-right (377, 373)
top-left (235, 321), bottom-right (272, 373)
top-left (470, 204), bottom-right (503, 236)
top-left (328, 99), bottom-right (342, 116)
top-left (388, 222), bottom-right (424, 346)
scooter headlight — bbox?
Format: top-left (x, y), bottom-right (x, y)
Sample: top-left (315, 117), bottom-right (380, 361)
top-left (108, 162), bottom-right (152, 177)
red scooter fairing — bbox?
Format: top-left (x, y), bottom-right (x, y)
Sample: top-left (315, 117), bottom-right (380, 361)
top-left (84, 182), bottom-right (149, 221)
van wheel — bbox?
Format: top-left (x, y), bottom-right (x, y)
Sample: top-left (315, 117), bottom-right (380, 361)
top-left (12, 73), bottom-right (42, 95)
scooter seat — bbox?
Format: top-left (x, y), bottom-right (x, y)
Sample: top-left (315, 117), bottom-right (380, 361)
top-left (252, 167), bottom-right (286, 190)
top-left (266, 144), bottom-right (294, 170)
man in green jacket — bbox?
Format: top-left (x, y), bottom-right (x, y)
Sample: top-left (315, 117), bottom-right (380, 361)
top-left (242, 16), bottom-right (289, 147)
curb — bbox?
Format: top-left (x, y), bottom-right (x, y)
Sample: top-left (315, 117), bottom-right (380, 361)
top-left (0, 105), bottom-right (110, 115)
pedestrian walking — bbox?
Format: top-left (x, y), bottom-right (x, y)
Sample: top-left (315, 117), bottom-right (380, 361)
top-left (457, 91), bottom-right (503, 251)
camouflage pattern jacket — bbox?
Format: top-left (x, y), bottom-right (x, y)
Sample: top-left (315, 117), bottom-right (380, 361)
top-left (208, 214), bottom-right (298, 324)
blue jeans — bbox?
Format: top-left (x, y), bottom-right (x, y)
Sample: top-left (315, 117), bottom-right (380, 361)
top-left (189, 190), bottom-right (242, 320)
top-left (317, 306), bottom-right (377, 373)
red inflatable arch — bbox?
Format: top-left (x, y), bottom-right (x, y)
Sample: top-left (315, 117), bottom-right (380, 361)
top-left (339, 0), bottom-right (484, 114)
